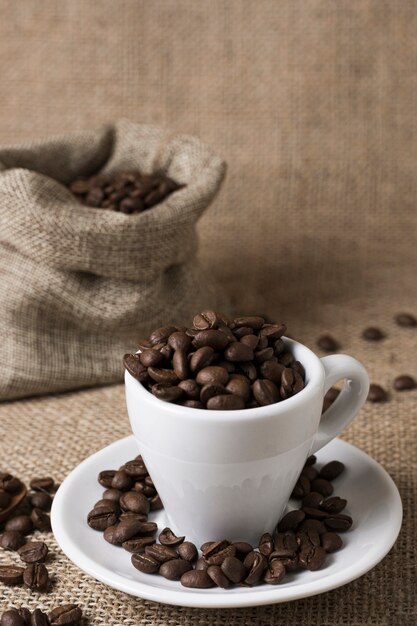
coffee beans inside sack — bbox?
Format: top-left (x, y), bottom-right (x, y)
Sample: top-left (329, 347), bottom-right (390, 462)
top-left (0, 120), bottom-right (229, 400)
top-left (124, 311), bottom-right (306, 409)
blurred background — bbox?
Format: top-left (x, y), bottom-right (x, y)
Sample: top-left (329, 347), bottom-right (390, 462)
top-left (1, 0), bottom-right (416, 344)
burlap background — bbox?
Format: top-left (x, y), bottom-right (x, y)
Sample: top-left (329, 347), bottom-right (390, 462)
top-left (0, 1), bottom-right (416, 624)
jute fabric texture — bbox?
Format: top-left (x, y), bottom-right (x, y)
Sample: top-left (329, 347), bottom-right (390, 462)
top-left (0, 120), bottom-right (227, 400)
top-left (0, 0), bottom-right (416, 624)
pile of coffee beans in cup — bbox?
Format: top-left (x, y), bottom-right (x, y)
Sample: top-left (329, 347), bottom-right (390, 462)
top-left (0, 604), bottom-right (82, 626)
top-left (68, 170), bottom-right (183, 214)
top-left (0, 472), bottom-right (58, 594)
top-left (124, 311), bottom-right (305, 410)
top-left (87, 453), bottom-right (353, 589)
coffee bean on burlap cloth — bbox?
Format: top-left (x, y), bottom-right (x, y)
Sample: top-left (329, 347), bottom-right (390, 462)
top-left (0, 120), bottom-right (229, 400)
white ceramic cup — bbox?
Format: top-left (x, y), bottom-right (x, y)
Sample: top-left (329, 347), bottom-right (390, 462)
top-left (125, 338), bottom-right (369, 546)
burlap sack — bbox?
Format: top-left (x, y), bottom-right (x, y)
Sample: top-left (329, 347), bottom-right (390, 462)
top-left (0, 120), bottom-right (228, 401)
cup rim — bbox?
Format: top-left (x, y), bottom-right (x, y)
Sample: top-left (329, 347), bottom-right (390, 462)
top-left (125, 337), bottom-right (325, 423)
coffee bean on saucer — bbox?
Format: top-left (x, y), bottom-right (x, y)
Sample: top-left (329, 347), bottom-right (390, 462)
top-left (244, 552), bottom-right (268, 585)
top-left (119, 491), bottom-right (150, 515)
top-left (98, 470), bottom-right (116, 488)
top-left (150, 494), bottom-right (163, 510)
top-left (123, 459), bottom-right (148, 479)
top-left (277, 509), bottom-right (306, 532)
top-left (0, 565), bottom-right (25, 585)
top-left (159, 528), bottom-right (185, 547)
top-left (298, 544), bottom-right (326, 571)
top-left (48, 604), bottom-right (82, 625)
top-left (111, 470), bottom-right (133, 491)
top-left (316, 335), bottom-right (339, 352)
top-left (122, 537), bottom-right (156, 553)
top-left (301, 465), bottom-right (318, 481)
top-left (177, 541), bottom-right (198, 562)
top-left (302, 492), bottom-right (324, 508)
top-left (393, 375), bottom-right (416, 391)
top-left (205, 544), bottom-right (236, 566)
top-left (367, 383), bottom-right (388, 403)
top-left (324, 514), bottom-right (353, 531)
top-left (159, 559), bottom-right (193, 581)
top-left (258, 533), bottom-right (274, 557)
top-left (291, 476), bottom-right (310, 498)
top-left (29, 492), bottom-right (52, 511)
top-left (180, 569), bottom-right (215, 588)
top-left (319, 496), bottom-right (347, 514)
top-left (102, 488), bottom-right (123, 502)
top-left (206, 564), bottom-right (231, 588)
top-left (321, 532), bottom-right (343, 552)
top-left (264, 559), bottom-right (286, 584)
top-left (195, 556), bottom-right (209, 571)
top-left (23, 563), bottom-right (49, 591)
top-left (310, 478), bottom-right (334, 496)
top-left (301, 507), bottom-right (328, 520)
top-left (131, 553), bottom-right (160, 574)
top-left (18, 542), bottom-right (48, 564)
top-left (318, 461), bottom-right (345, 481)
top-left (87, 505), bottom-right (118, 531)
top-left (395, 312), bottom-right (416, 327)
top-left (232, 541), bottom-right (253, 558)
top-left (5, 516), bottom-right (33, 535)
top-left (298, 519), bottom-right (327, 534)
top-left (144, 544), bottom-right (178, 564)
top-left (0, 530), bottom-right (25, 551)
top-left (362, 327), bottom-right (385, 341)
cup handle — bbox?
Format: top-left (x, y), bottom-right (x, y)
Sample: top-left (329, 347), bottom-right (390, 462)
top-left (310, 354), bottom-right (369, 455)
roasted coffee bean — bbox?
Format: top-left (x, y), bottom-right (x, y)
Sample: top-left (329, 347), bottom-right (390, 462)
top-left (260, 360), bottom-right (284, 383)
top-left (206, 564), bottom-right (231, 588)
top-left (258, 533), bottom-right (274, 557)
top-left (137, 521), bottom-right (158, 536)
top-left (264, 559), bottom-right (286, 584)
top-left (145, 544), bottom-right (178, 563)
top-left (131, 552), bottom-right (160, 574)
top-left (225, 377), bottom-right (251, 401)
top-left (30, 509), bottom-right (51, 532)
top-left (29, 492), bottom-right (52, 511)
top-left (367, 383), bottom-right (388, 403)
top-left (149, 326), bottom-right (177, 345)
top-left (120, 491), bottom-right (150, 515)
top-left (111, 470), bottom-right (133, 491)
top-left (206, 394), bottom-right (245, 410)
top-left (205, 545), bottom-right (236, 566)
top-left (238, 361), bottom-right (258, 381)
top-left (159, 559), bottom-right (193, 581)
top-left (0, 490), bottom-right (11, 509)
top-left (29, 477), bottom-right (54, 493)
top-left (177, 541), bottom-right (198, 562)
top-left (254, 347), bottom-right (274, 364)
top-left (0, 530), bottom-right (25, 551)
top-left (220, 556), bottom-right (247, 583)
top-left (193, 310), bottom-right (220, 330)
top-left (320, 496), bottom-right (347, 514)
top-left (122, 536), bottom-right (155, 553)
top-left (277, 509), bottom-right (305, 532)
top-left (180, 569), bottom-right (214, 588)
top-left (102, 488), bottom-right (123, 502)
top-left (301, 465), bottom-right (318, 481)
top-left (296, 529), bottom-right (321, 551)
top-left (1, 476), bottom-right (22, 494)
top-left (0, 565), bottom-right (24, 585)
top-left (321, 532), bottom-right (343, 554)
top-left (201, 540), bottom-right (230, 558)
top-left (189, 346), bottom-right (215, 373)
top-left (304, 455), bottom-right (317, 466)
top-left (123, 354), bottom-right (148, 382)
top-left (119, 512), bottom-right (147, 523)
top-left (94, 498), bottom-right (120, 513)
top-left (324, 514), bottom-right (353, 531)
top-left (5, 516), bottom-right (33, 535)
top-left (273, 533), bottom-right (298, 558)
top-left (113, 520), bottom-right (145, 543)
top-left (240, 334), bottom-right (259, 350)
top-left (87, 506), bottom-right (118, 531)
top-left (150, 494), bottom-right (163, 510)
top-left (298, 518), bottom-right (327, 534)
top-left (147, 367), bottom-right (179, 385)
top-left (224, 342), bottom-right (254, 362)
top-left (23, 563), bottom-right (49, 591)
top-left (196, 366), bottom-right (229, 386)
top-left (252, 379), bottom-right (280, 406)
top-left (200, 383), bottom-right (228, 404)
top-left (98, 470), bottom-right (116, 488)
top-left (298, 545), bottom-right (326, 571)
top-left (362, 327), bottom-right (385, 341)
top-left (1, 609), bottom-right (28, 626)
top-left (234, 316), bottom-right (265, 330)
top-left (139, 349), bottom-right (164, 368)
top-left (193, 329), bottom-right (230, 350)
top-left (319, 461), bottom-right (345, 481)
top-left (310, 478), bottom-right (334, 496)
top-left (291, 476), bottom-right (310, 498)
top-left (393, 375), bottom-right (416, 391)
top-left (301, 507), bottom-right (328, 520)
top-left (178, 379), bottom-right (200, 399)
top-left (259, 323), bottom-right (286, 339)
top-left (137, 338), bottom-right (153, 351)
top-left (124, 459), bottom-right (148, 479)
top-left (18, 542), bottom-right (48, 564)
top-left (172, 350), bottom-right (189, 380)
top-left (395, 312), bottom-right (416, 327)
top-left (159, 528), bottom-right (185, 547)
top-left (48, 604), bottom-right (82, 625)
top-left (168, 331), bottom-right (192, 352)
top-left (30, 610), bottom-right (49, 626)
top-left (195, 556), bottom-right (209, 571)
top-left (244, 552), bottom-right (267, 585)
top-left (317, 335), bottom-right (339, 352)
top-left (103, 525), bottom-right (118, 545)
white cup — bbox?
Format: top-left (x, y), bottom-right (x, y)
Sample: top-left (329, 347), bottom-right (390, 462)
top-left (125, 338), bottom-right (369, 546)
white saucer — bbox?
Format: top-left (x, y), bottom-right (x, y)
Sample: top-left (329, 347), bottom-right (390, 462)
top-left (51, 436), bottom-right (402, 609)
